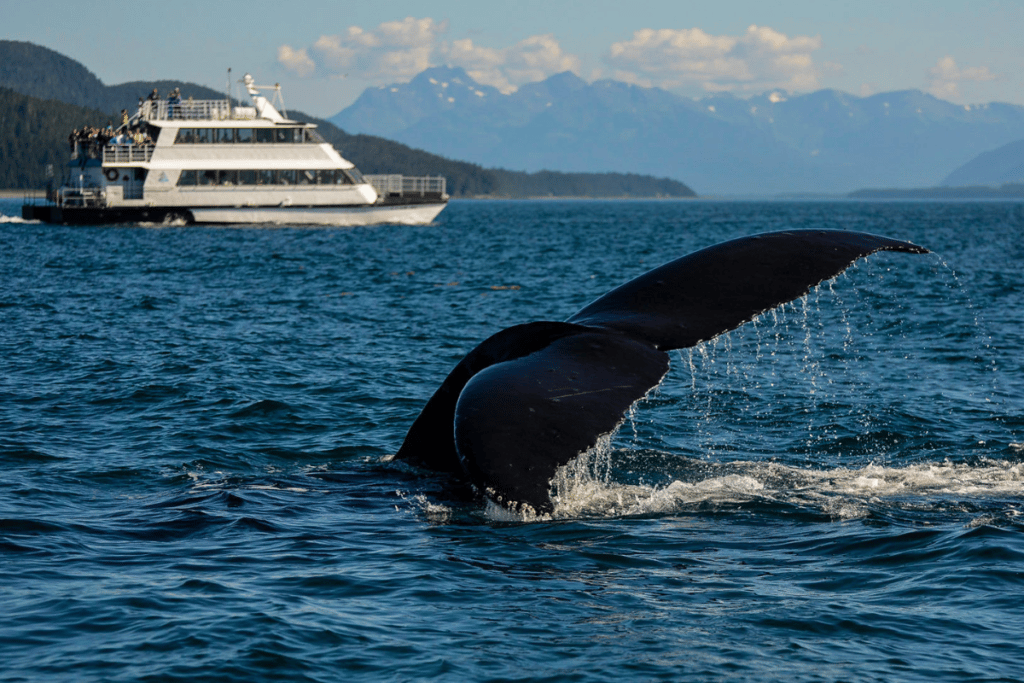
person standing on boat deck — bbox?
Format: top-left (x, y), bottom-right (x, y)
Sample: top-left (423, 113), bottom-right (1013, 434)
top-left (168, 89), bottom-right (181, 119)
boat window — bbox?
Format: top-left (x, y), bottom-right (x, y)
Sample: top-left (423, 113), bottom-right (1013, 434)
top-left (216, 129), bottom-right (235, 144)
top-left (177, 168), bottom-right (359, 186)
top-left (236, 128), bottom-right (253, 143)
top-left (305, 128), bottom-right (326, 143)
top-left (255, 128), bottom-right (274, 143)
top-left (195, 128), bottom-right (212, 144)
top-left (275, 128), bottom-right (294, 143)
top-left (175, 128), bottom-right (196, 144)
top-left (343, 170), bottom-right (362, 184)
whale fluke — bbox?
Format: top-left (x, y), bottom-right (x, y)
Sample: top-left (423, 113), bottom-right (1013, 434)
top-left (396, 230), bottom-right (929, 513)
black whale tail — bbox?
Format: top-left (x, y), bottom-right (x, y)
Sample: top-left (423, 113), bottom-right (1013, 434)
top-left (396, 230), bottom-right (929, 514)
top-left (566, 230), bottom-right (929, 351)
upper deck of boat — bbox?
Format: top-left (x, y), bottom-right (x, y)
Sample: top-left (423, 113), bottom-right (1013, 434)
top-left (138, 98), bottom-right (304, 129)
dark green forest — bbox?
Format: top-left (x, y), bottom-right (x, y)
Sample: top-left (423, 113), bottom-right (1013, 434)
top-left (0, 39), bottom-right (695, 198)
top-left (0, 88), bottom-right (110, 188)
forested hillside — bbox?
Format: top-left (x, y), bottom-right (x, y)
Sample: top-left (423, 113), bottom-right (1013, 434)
top-left (0, 88), bottom-right (110, 188)
top-left (291, 112), bottom-right (693, 197)
top-left (0, 40), bottom-right (231, 113)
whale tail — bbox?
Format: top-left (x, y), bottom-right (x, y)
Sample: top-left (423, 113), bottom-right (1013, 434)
top-left (395, 230), bottom-right (929, 513)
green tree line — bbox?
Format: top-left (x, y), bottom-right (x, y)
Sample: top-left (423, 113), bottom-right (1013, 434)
top-left (0, 88), bottom-right (111, 188)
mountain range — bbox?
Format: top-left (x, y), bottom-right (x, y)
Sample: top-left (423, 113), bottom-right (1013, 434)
top-left (940, 139), bottom-right (1024, 187)
top-left (331, 66), bottom-right (1024, 196)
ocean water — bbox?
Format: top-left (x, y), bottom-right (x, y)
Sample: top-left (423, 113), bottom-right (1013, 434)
top-left (1, 198), bottom-right (1022, 682)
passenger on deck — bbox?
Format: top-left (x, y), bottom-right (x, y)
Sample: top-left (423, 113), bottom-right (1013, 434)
top-left (168, 88), bottom-right (181, 118)
top-left (144, 89), bottom-right (160, 120)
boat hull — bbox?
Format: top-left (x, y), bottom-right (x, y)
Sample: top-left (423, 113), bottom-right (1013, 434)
top-left (23, 201), bottom-right (447, 226)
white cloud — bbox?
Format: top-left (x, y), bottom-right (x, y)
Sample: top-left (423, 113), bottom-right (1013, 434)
top-left (927, 55), bottom-right (996, 100)
top-left (277, 18), bottom-right (580, 93)
top-left (277, 45), bottom-right (315, 78)
top-left (300, 17), bottom-right (447, 81)
top-left (447, 34), bottom-right (581, 93)
top-left (606, 24), bottom-right (823, 95)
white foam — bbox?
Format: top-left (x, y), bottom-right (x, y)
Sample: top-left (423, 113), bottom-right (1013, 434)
top-left (497, 444), bottom-right (1024, 522)
top-left (0, 215), bottom-right (39, 224)
top-left (397, 490), bottom-right (454, 524)
top-left (135, 217), bottom-right (189, 228)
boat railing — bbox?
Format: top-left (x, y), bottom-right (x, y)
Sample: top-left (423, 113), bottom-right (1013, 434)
top-left (139, 99), bottom-right (232, 121)
top-left (103, 144), bottom-right (155, 164)
top-left (364, 175), bottom-right (447, 197)
top-left (57, 187), bottom-right (105, 208)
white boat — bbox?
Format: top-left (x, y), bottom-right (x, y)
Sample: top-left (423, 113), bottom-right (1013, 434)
top-left (23, 74), bottom-right (448, 226)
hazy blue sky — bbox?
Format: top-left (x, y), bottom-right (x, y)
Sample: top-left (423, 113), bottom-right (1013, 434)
top-left (5, 0), bottom-right (1023, 116)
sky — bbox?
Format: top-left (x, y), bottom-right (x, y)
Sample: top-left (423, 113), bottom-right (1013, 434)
top-left (4, 0), bottom-right (1023, 117)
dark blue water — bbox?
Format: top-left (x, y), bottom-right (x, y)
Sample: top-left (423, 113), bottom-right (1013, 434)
top-left (2, 199), bottom-right (1023, 682)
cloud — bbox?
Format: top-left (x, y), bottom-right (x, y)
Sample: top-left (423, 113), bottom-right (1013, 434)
top-left (927, 55), bottom-right (996, 100)
top-left (447, 34), bottom-right (581, 93)
top-left (299, 17), bottom-right (447, 81)
top-left (606, 24), bottom-right (823, 94)
top-left (278, 17), bottom-right (580, 93)
top-left (277, 45), bottom-right (315, 78)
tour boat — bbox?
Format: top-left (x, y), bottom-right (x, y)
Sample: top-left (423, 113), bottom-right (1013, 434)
top-left (23, 74), bottom-right (448, 226)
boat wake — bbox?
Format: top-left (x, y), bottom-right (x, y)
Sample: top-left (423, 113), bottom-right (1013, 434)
top-left (0, 215), bottom-right (39, 224)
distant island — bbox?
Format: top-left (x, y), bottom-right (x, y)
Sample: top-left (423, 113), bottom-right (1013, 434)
top-left (0, 40), bottom-right (696, 199)
top-left (848, 184), bottom-right (1024, 200)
